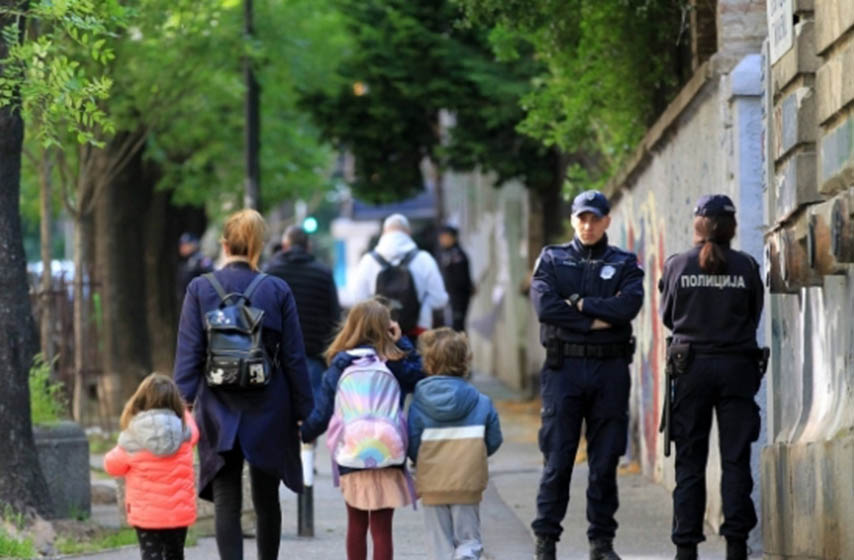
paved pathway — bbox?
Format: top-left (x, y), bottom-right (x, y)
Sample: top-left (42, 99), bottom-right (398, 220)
top-left (68, 373), bottom-right (736, 559)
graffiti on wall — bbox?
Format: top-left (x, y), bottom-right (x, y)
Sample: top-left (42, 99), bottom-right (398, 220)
top-left (618, 191), bottom-right (668, 474)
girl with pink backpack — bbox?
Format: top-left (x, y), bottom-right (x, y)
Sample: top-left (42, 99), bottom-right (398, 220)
top-left (301, 298), bottom-right (423, 560)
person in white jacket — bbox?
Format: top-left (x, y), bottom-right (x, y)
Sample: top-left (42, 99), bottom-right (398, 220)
top-left (350, 214), bottom-right (449, 336)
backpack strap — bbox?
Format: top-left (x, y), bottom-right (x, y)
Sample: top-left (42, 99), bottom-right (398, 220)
top-left (400, 248), bottom-right (419, 267)
top-left (242, 273), bottom-right (268, 303)
top-left (371, 251), bottom-right (391, 269)
top-left (204, 273), bottom-right (230, 305)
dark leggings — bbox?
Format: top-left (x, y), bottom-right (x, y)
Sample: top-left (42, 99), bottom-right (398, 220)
top-left (212, 446), bottom-right (282, 560)
top-left (135, 527), bottom-right (187, 560)
top-left (346, 504), bottom-right (394, 560)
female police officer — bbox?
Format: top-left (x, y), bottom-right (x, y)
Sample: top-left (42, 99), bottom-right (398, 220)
top-left (659, 195), bottom-right (764, 560)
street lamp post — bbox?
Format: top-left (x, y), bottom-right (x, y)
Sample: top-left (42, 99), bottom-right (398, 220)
top-left (244, 0), bottom-right (260, 210)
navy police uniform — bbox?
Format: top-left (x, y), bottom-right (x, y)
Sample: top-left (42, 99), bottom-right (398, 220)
top-left (659, 195), bottom-right (763, 556)
top-left (531, 191), bottom-right (644, 549)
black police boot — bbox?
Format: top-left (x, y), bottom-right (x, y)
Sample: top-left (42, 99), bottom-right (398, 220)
top-left (675, 544), bottom-right (698, 560)
top-left (589, 538), bottom-right (621, 560)
top-left (726, 539), bottom-right (748, 560)
top-left (534, 535), bottom-right (556, 560)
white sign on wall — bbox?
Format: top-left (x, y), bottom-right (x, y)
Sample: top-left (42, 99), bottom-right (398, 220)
top-left (767, 0), bottom-right (794, 64)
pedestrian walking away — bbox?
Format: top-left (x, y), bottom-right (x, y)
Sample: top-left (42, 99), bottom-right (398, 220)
top-left (350, 213), bottom-right (448, 339)
top-left (530, 190), bottom-right (644, 560)
top-left (173, 209), bottom-right (315, 560)
top-left (300, 298), bottom-right (424, 560)
top-left (103, 374), bottom-right (199, 560)
top-left (408, 328), bottom-right (503, 560)
top-left (436, 225), bottom-right (475, 332)
top-left (265, 225), bottom-right (342, 402)
top-left (659, 195), bottom-right (766, 560)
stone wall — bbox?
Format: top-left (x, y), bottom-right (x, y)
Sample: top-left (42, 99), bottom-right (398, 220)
top-left (761, 1), bottom-right (854, 558)
top-left (441, 173), bottom-right (544, 392)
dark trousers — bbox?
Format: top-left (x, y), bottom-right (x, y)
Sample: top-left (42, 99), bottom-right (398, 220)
top-left (135, 527), bottom-right (187, 560)
top-left (532, 357), bottom-right (630, 541)
top-left (450, 298), bottom-right (470, 332)
top-left (212, 445), bottom-right (282, 560)
top-left (671, 355), bottom-right (760, 546)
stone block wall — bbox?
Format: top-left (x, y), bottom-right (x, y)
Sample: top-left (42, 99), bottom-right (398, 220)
top-left (441, 173), bottom-right (543, 392)
top-left (761, 1), bottom-right (854, 558)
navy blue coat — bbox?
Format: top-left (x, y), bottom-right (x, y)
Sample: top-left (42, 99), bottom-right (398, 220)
top-left (174, 262), bottom-right (314, 499)
top-left (531, 234), bottom-right (644, 345)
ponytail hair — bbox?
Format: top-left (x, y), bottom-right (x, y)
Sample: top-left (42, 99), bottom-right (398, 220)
top-left (693, 215), bottom-right (736, 274)
top-left (221, 209), bottom-right (267, 269)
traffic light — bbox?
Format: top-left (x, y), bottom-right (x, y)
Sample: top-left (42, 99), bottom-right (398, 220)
top-left (302, 216), bottom-right (318, 234)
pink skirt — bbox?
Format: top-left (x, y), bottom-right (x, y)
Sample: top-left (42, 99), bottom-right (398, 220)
top-left (339, 469), bottom-right (412, 511)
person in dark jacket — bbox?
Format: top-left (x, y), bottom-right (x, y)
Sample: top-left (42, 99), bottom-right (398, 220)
top-left (436, 225), bottom-right (474, 332)
top-left (264, 226), bottom-right (342, 399)
top-left (173, 209), bottom-right (314, 560)
top-left (530, 190), bottom-right (644, 560)
top-left (659, 195), bottom-right (764, 560)
top-left (175, 232), bottom-right (212, 309)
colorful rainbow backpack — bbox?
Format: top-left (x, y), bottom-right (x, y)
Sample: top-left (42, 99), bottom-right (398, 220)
top-left (326, 349), bottom-right (408, 470)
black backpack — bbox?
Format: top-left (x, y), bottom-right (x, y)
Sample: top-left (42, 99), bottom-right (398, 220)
top-left (372, 249), bottom-right (420, 333)
top-left (202, 273), bottom-right (274, 390)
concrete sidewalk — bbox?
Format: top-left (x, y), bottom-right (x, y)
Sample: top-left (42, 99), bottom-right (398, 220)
top-left (69, 372), bottom-right (731, 559)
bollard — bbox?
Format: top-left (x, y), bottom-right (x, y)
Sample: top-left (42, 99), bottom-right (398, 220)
top-left (298, 442), bottom-right (315, 537)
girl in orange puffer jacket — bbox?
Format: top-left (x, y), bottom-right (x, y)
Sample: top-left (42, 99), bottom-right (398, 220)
top-left (105, 373), bottom-right (198, 560)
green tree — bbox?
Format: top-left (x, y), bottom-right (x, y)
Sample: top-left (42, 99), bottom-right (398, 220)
top-left (299, 0), bottom-right (561, 207)
top-left (455, 0), bottom-right (691, 191)
top-left (9, 0), bottom-right (349, 422)
top-left (0, 0), bottom-right (124, 516)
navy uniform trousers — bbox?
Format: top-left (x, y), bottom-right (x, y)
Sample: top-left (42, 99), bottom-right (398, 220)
top-left (532, 356), bottom-right (630, 541)
top-left (671, 354), bottom-right (760, 546)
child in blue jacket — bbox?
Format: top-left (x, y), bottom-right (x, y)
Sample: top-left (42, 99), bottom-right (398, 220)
top-left (408, 328), bottom-right (502, 560)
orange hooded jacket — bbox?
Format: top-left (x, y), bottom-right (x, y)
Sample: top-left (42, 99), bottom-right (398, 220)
top-left (104, 409), bottom-right (198, 529)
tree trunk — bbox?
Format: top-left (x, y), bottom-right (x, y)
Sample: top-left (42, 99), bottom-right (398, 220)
top-left (71, 210), bottom-right (94, 423)
top-left (0, 6), bottom-right (53, 513)
top-left (94, 137), bottom-right (152, 424)
top-left (39, 149), bottom-right (54, 363)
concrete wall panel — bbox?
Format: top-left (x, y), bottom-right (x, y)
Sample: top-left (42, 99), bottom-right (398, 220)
top-left (771, 21), bottom-right (820, 99)
top-left (819, 112), bottom-right (854, 195)
top-left (442, 173), bottom-right (541, 392)
top-left (774, 151), bottom-right (820, 222)
top-left (773, 87), bottom-right (816, 159)
top-left (815, 37), bottom-right (854, 125)
top-left (815, 0), bottom-right (854, 55)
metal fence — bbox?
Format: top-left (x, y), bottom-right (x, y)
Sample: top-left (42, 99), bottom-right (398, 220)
top-left (29, 273), bottom-right (105, 427)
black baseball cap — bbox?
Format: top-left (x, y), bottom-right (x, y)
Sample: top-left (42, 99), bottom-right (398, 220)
top-left (694, 195), bottom-right (736, 217)
top-left (571, 190), bottom-right (610, 217)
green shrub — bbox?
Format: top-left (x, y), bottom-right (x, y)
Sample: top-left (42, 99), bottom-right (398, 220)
top-left (0, 528), bottom-right (35, 558)
top-left (29, 354), bottom-right (67, 426)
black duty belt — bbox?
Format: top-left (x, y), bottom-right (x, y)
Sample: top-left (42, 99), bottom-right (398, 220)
top-left (561, 342), bottom-right (632, 359)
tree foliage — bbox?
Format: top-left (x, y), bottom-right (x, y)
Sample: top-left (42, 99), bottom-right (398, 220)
top-left (455, 0), bottom-right (691, 191)
top-left (300, 0), bottom-right (558, 203)
top-left (0, 0), bottom-right (125, 148)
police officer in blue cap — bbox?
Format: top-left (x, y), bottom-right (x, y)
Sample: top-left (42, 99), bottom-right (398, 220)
top-left (659, 195), bottom-right (764, 560)
top-left (531, 190), bottom-right (644, 560)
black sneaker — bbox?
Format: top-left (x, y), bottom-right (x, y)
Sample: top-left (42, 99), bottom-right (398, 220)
top-left (534, 535), bottom-right (556, 560)
top-left (726, 539), bottom-right (747, 560)
top-left (589, 538), bottom-right (621, 560)
top-left (675, 544), bottom-right (698, 560)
